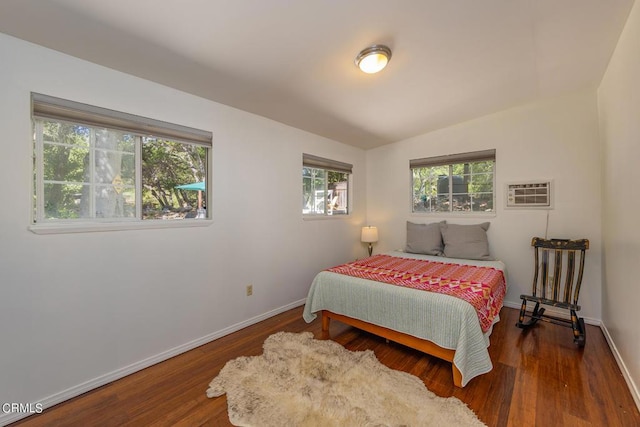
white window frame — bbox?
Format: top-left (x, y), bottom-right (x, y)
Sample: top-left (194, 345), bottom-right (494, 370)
top-left (302, 153), bottom-right (352, 218)
top-left (30, 93), bottom-right (213, 234)
top-left (410, 149), bottom-right (496, 215)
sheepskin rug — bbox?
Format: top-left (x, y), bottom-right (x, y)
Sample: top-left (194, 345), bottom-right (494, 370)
top-left (206, 331), bottom-right (485, 426)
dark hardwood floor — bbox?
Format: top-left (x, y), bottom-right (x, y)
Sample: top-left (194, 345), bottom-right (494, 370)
top-left (10, 306), bottom-right (640, 427)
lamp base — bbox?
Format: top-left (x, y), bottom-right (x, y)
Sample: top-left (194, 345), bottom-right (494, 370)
top-left (368, 243), bottom-right (373, 257)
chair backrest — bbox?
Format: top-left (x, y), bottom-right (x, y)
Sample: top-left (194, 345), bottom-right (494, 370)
top-left (530, 237), bottom-right (589, 306)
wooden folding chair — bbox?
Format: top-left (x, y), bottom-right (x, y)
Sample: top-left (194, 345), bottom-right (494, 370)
top-left (515, 237), bottom-right (589, 347)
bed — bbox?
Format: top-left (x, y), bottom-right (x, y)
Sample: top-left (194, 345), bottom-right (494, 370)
top-left (303, 221), bottom-right (507, 387)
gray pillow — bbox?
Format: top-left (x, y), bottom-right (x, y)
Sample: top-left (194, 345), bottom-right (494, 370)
top-left (405, 221), bottom-right (445, 255)
top-left (440, 222), bottom-right (493, 260)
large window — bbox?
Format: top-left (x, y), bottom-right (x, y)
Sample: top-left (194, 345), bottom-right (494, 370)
top-left (411, 149), bottom-right (495, 213)
top-left (302, 154), bottom-right (351, 216)
top-left (32, 93), bottom-right (212, 224)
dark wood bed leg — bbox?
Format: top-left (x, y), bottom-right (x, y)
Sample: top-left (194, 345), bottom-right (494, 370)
top-left (321, 311), bottom-right (330, 340)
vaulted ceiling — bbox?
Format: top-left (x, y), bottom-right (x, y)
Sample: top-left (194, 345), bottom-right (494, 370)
top-left (0, 0), bottom-right (634, 149)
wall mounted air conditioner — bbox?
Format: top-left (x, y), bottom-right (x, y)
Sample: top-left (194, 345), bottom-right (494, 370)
top-left (505, 180), bottom-right (553, 209)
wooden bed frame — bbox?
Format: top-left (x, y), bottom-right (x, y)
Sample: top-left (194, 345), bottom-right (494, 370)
top-left (321, 310), bottom-right (463, 387)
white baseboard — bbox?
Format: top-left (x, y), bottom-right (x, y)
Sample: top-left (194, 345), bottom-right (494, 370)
top-left (0, 298), bottom-right (307, 427)
top-left (600, 323), bottom-right (640, 412)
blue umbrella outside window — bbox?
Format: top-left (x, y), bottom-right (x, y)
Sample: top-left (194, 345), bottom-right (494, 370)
top-left (175, 181), bottom-right (206, 218)
top-left (175, 181), bottom-right (205, 191)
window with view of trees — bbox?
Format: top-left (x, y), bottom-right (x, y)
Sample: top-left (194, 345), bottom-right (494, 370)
top-left (411, 149), bottom-right (495, 213)
top-left (32, 93), bottom-right (212, 224)
top-left (302, 153), bottom-right (351, 216)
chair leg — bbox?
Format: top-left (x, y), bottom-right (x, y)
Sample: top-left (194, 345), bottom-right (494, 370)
top-left (516, 298), bottom-right (544, 329)
top-left (516, 299), bottom-right (528, 328)
top-left (571, 310), bottom-right (586, 347)
top-left (532, 304), bottom-right (545, 323)
top-left (516, 300), bottom-right (544, 328)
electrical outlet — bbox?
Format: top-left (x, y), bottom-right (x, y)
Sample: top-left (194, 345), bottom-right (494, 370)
top-left (246, 284), bottom-right (253, 296)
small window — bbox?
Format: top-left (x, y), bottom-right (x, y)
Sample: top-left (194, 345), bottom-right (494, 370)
top-left (411, 149), bottom-right (495, 213)
top-left (302, 154), bottom-right (351, 216)
top-left (32, 93), bottom-right (212, 224)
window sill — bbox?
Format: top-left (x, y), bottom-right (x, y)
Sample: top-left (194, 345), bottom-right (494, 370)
top-left (29, 219), bottom-right (214, 235)
top-left (302, 214), bottom-right (351, 221)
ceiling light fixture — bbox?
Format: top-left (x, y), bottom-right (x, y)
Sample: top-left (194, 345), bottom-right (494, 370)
top-left (355, 45), bottom-right (392, 74)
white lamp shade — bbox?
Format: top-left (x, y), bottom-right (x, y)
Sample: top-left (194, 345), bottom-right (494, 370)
top-left (361, 226), bottom-right (379, 243)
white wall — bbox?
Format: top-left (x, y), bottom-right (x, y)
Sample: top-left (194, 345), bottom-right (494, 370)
top-left (365, 89), bottom-right (603, 318)
top-left (0, 33), bottom-right (366, 424)
top-left (4, 7), bottom-right (639, 418)
top-left (598, 0), bottom-right (640, 405)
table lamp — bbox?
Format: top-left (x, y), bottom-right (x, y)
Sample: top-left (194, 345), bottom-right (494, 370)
top-left (361, 226), bottom-right (379, 256)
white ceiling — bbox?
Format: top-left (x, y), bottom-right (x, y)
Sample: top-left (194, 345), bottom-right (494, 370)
top-left (0, 0), bottom-right (634, 149)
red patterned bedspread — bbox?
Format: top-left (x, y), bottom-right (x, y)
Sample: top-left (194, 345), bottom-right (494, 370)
top-left (327, 254), bottom-right (506, 333)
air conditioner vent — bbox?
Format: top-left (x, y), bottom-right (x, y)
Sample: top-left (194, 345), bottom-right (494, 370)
top-left (506, 180), bottom-right (553, 209)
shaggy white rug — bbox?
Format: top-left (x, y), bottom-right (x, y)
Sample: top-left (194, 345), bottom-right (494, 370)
top-left (206, 331), bottom-right (485, 426)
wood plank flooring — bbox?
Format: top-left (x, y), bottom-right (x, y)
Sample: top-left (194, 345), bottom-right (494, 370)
top-left (10, 306), bottom-right (640, 427)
